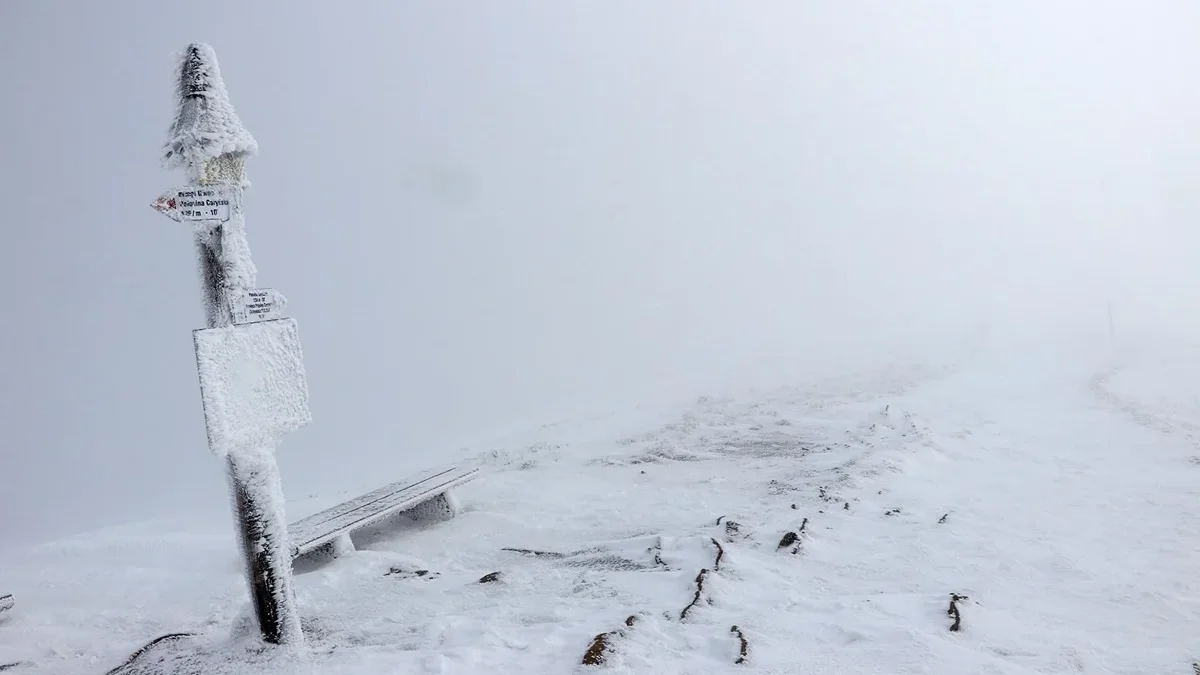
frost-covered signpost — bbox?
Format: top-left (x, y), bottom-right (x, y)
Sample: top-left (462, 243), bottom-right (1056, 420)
top-left (152, 44), bottom-right (307, 646)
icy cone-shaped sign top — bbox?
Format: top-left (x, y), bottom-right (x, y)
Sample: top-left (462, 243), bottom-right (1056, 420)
top-left (163, 43), bottom-right (257, 178)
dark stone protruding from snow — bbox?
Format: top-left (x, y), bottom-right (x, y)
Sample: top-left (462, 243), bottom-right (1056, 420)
top-left (948, 593), bottom-right (968, 632)
top-left (731, 625), bottom-right (749, 664)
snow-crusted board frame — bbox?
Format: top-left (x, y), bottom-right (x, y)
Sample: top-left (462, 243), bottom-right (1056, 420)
top-left (193, 318), bottom-right (311, 457)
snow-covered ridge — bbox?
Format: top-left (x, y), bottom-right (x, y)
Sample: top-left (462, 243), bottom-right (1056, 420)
top-left (2, 359), bottom-right (1197, 674)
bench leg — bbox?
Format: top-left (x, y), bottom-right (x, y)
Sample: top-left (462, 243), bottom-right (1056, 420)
top-left (441, 489), bottom-right (462, 517)
top-left (408, 489), bottom-right (461, 523)
top-left (330, 533), bottom-right (356, 557)
top-left (312, 532), bottom-right (355, 560)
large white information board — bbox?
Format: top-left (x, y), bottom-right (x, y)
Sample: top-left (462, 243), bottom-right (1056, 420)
top-left (193, 317), bottom-right (311, 456)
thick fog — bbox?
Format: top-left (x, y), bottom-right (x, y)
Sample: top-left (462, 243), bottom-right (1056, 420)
top-left (2, 1), bottom-right (1198, 547)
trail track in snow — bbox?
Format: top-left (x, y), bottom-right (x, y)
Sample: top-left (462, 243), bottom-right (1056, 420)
top-left (6, 356), bottom-right (1200, 674)
top-left (0, 362), bottom-right (956, 675)
top-left (1091, 363), bottom-right (1200, 462)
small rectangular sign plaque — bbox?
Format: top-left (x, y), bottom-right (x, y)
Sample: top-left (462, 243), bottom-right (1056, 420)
top-left (231, 288), bottom-right (287, 325)
top-left (152, 185), bottom-right (234, 223)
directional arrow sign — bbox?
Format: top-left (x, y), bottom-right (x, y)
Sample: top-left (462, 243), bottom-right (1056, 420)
top-left (152, 185), bottom-right (234, 223)
top-left (230, 288), bottom-right (288, 325)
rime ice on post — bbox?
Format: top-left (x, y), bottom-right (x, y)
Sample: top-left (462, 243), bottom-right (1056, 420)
top-left (153, 43), bottom-right (306, 646)
top-left (163, 43), bottom-right (258, 182)
top-left (162, 42), bottom-right (259, 327)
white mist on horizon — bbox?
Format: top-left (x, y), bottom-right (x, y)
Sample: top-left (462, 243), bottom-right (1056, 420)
top-left (1, 1), bottom-right (1199, 547)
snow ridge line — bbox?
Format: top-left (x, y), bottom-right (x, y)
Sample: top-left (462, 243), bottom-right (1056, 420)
top-left (710, 537), bottom-right (725, 570)
top-left (101, 633), bottom-right (196, 675)
top-left (1, 369), bottom-right (946, 673)
top-left (1090, 368), bottom-right (1200, 448)
top-left (577, 532), bottom-right (749, 667)
top-left (537, 398), bottom-right (935, 668)
top-left (678, 569), bottom-right (710, 621)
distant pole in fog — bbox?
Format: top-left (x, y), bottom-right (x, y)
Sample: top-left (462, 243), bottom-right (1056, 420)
top-left (1107, 300), bottom-right (1116, 349)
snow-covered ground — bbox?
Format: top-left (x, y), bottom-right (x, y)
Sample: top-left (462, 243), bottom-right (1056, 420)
top-left (2, 352), bottom-right (1198, 674)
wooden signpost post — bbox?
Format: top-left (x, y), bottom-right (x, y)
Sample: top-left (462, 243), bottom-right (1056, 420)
top-left (152, 43), bottom-right (306, 646)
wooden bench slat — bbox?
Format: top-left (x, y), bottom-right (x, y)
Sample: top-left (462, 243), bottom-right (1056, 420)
top-left (291, 466), bottom-right (455, 534)
top-left (288, 465), bottom-right (478, 557)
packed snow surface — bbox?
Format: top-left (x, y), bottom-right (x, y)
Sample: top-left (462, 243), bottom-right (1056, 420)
top-left (1, 352), bottom-right (1197, 674)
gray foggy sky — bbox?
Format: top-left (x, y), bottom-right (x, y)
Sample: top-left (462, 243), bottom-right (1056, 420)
top-left (2, 1), bottom-right (1199, 546)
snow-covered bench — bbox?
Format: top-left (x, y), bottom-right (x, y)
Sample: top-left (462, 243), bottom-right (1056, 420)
top-left (288, 464), bottom-right (478, 559)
